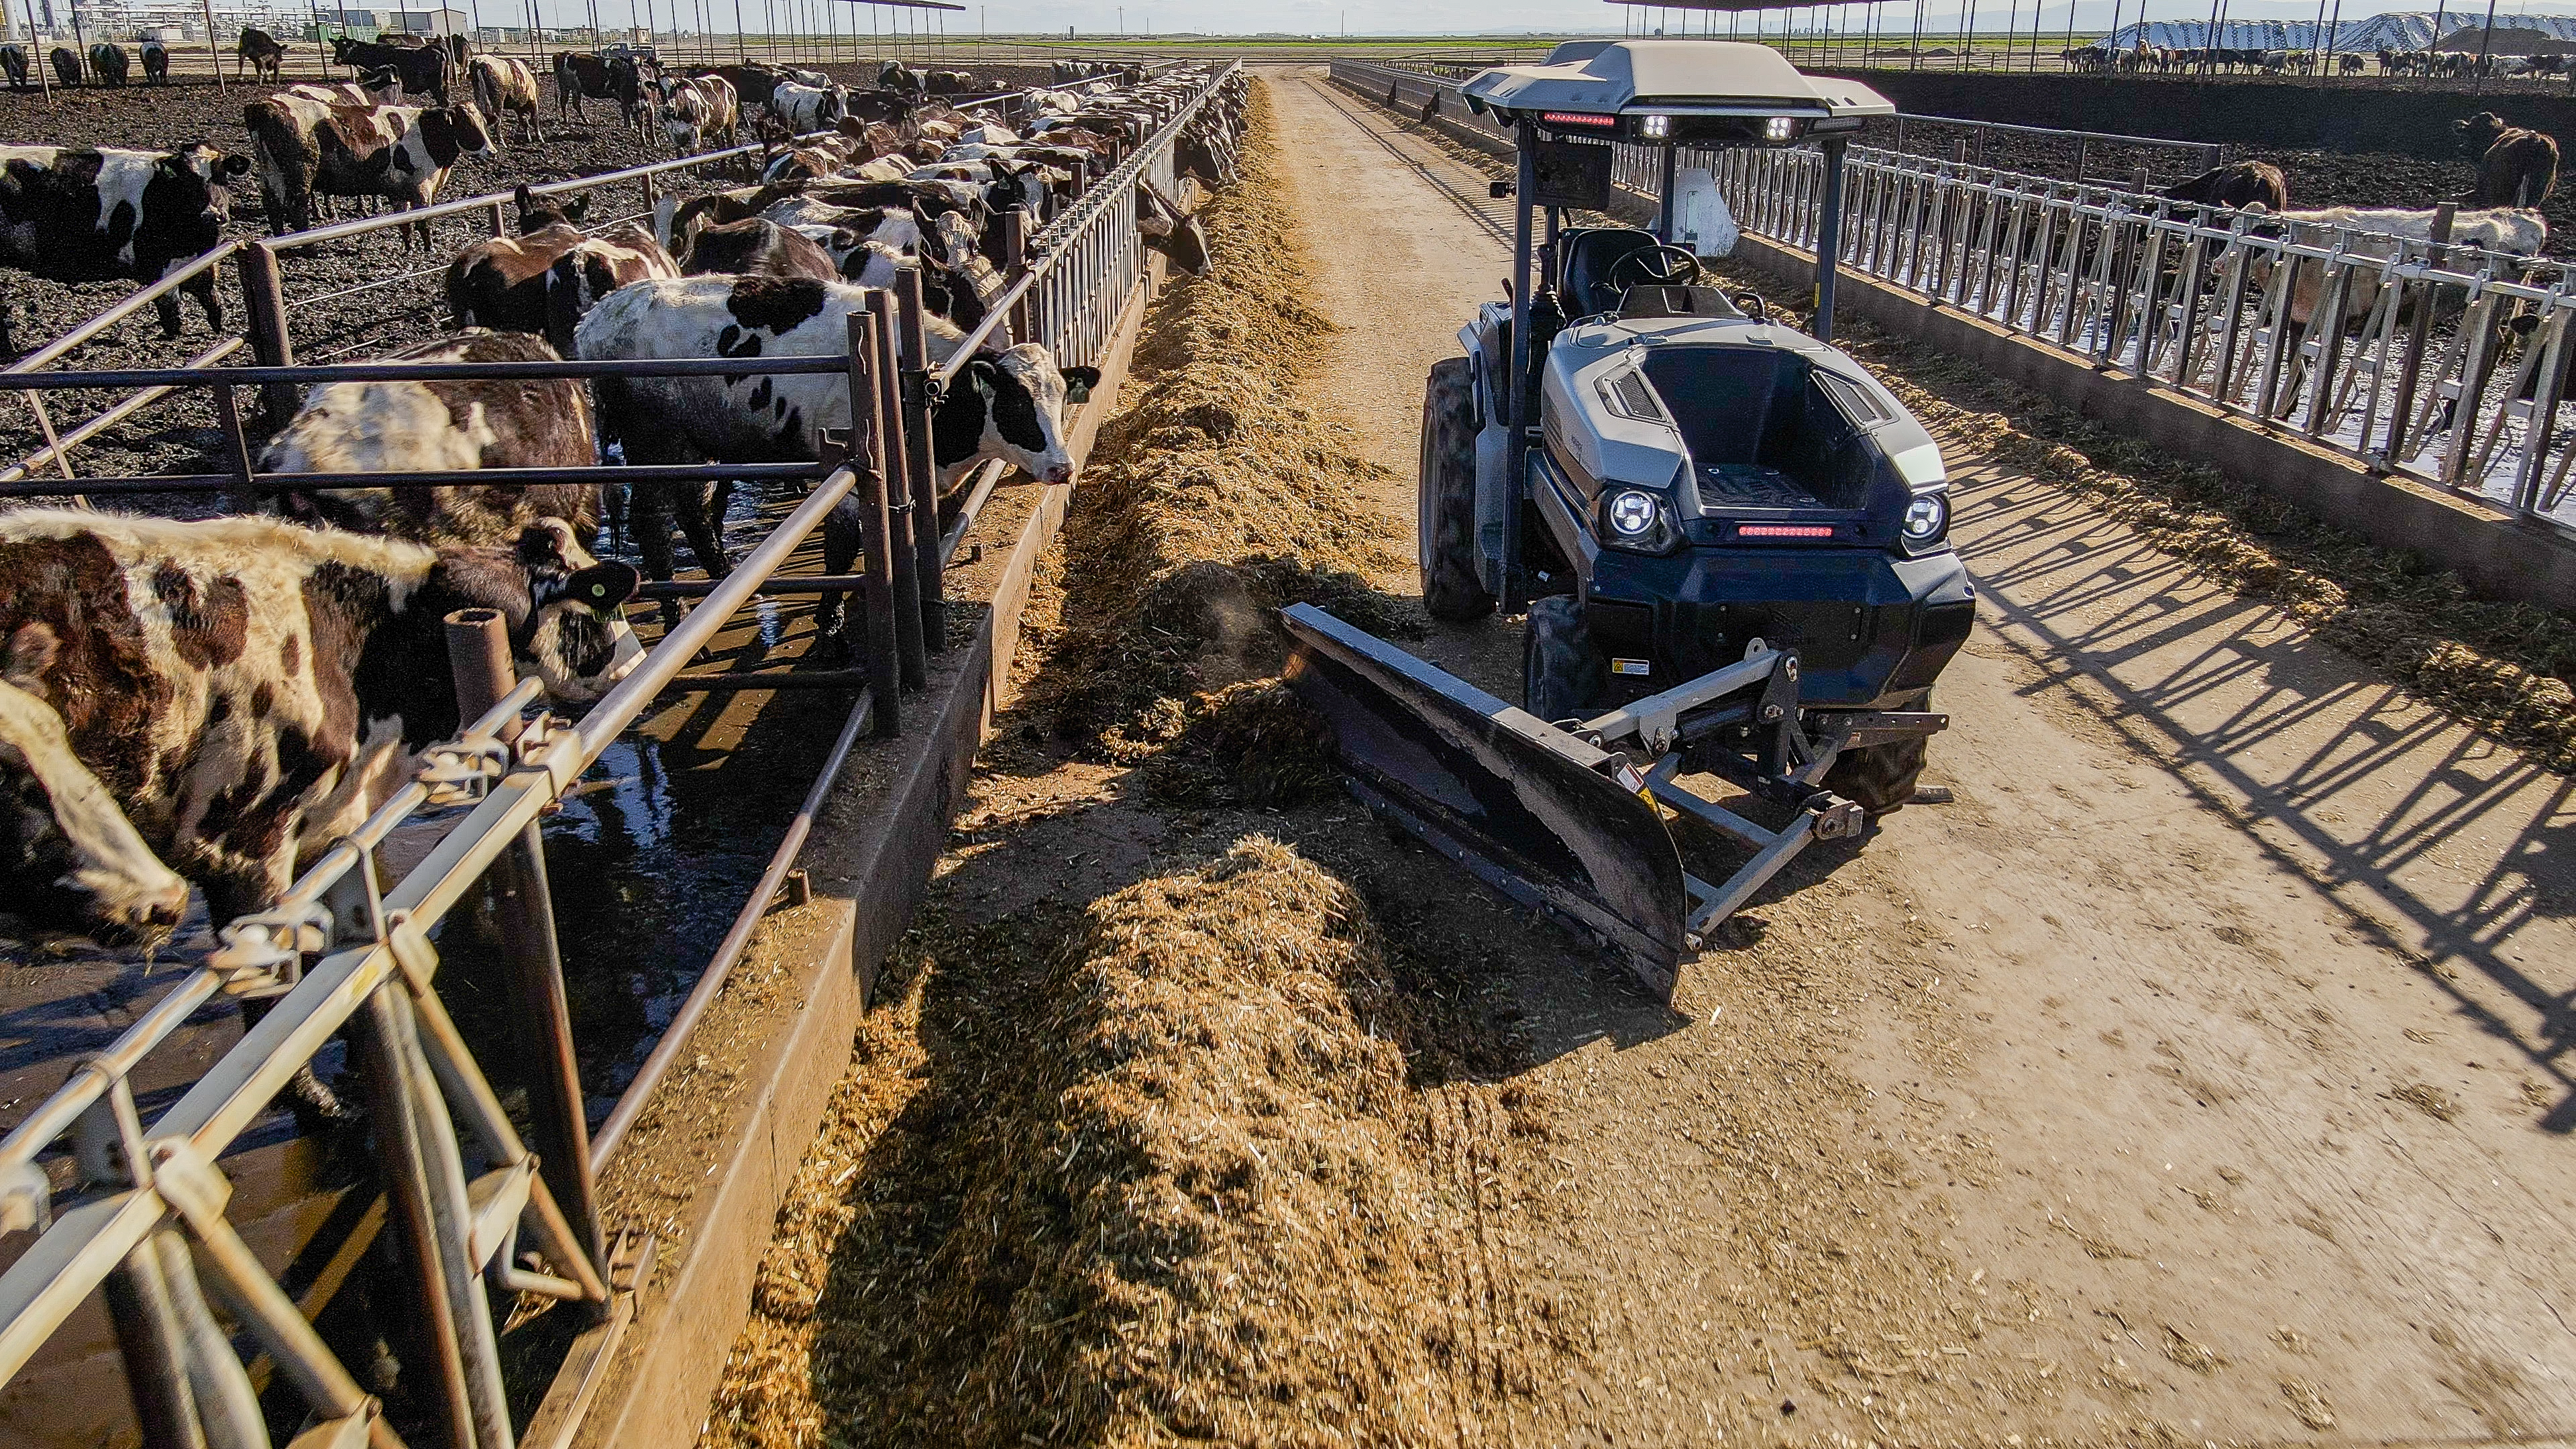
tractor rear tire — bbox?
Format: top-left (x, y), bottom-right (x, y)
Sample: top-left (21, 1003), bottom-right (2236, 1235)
top-left (1420, 356), bottom-right (1494, 623)
top-left (1823, 691), bottom-right (1932, 816)
top-left (1524, 594), bottom-right (1607, 725)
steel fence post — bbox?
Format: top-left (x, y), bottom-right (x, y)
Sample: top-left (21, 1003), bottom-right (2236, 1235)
top-left (2383, 202), bottom-right (2453, 466)
top-left (867, 294), bottom-right (926, 690)
top-left (152, 1231), bottom-right (266, 1449)
top-left (847, 315), bottom-right (904, 737)
top-left (237, 240), bottom-right (299, 426)
top-left (892, 265), bottom-right (945, 651)
top-left (355, 983), bottom-right (480, 1449)
top-left (443, 608), bottom-right (604, 1284)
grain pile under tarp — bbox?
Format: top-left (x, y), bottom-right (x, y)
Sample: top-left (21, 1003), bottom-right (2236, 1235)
top-left (1012, 85), bottom-right (1411, 802)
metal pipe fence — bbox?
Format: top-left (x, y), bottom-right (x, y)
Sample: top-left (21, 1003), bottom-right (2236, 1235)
top-left (1328, 58), bottom-right (2576, 534)
top-left (0, 56), bottom-right (1238, 1449)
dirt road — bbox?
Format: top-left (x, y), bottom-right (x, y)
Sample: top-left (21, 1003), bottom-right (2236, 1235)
top-left (1268, 68), bottom-right (2576, 1442)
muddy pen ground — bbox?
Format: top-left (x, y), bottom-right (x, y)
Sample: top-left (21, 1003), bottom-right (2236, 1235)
top-left (690, 70), bottom-right (2576, 1448)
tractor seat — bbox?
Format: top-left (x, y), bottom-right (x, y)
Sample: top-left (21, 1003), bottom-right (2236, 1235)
top-left (1557, 227), bottom-right (1664, 319)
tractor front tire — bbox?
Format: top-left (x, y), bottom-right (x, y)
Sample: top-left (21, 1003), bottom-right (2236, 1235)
top-left (1420, 356), bottom-right (1493, 623)
top-left (1524, 595), bottom-right (1607, 725)
top-left (1823, 691), bottom-right (1932, 816)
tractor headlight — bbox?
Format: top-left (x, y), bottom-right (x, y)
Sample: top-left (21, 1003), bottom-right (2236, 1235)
top-left (1900, 491), bottom-right (1950, 551)
top-left (1600, 487), bottom-right (1677, 554)
top-left (1607, 489), bottom-right (1660, 537)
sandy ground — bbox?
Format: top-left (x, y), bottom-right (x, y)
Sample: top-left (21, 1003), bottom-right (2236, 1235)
top-left (1256, 67), bottom-right (2576, 1443)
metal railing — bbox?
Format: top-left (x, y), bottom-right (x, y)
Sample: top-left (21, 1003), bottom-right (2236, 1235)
top-left (0, 56), bottom-right (1240, 1449)
top-left (1328, 58), bottom-right (2576, 533)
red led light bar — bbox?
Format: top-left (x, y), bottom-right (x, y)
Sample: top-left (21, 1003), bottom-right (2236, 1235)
top-left (1542, 111), bottom-right (1617, 127)
top-left (1737, 524), bottom-right (1837, 539)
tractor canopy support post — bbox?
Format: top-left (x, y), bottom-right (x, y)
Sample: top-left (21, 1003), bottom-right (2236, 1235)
top-left (1656, 142), bottom-right (1679, 242)
top-left (1505, 118), bottom-right (1536, 612)
top-left (1814, 136), bottom-right (1849, 345)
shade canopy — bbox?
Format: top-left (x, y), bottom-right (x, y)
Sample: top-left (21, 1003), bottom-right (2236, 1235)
top-left (1464, 39), bottom-right (1894, 121)
top-left (1605, 0), bottom-right (1878, 9)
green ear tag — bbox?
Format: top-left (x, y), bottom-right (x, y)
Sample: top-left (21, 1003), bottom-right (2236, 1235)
top-left (1066, 380), bottom-right (1091, 405)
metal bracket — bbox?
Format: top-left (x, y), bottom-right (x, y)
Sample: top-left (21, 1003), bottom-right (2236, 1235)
top-left (419, 734), bottom-right (509, 807)
top-left (0, 1159), bottom-right (52, 1235)
top-left (1578, 639), bottom-right (1785, 757)
top-left (209, 899), bottom-right (335, 997)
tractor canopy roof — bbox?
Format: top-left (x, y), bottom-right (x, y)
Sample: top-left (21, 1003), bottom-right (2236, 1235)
top-left (1461, 40), bottom-right (1894, 128)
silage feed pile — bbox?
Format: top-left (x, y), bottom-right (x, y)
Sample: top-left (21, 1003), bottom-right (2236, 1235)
top-left (1014, 88), bottom-right (1413, 804)
top-left (703, 838), bottom-right (1545, 1449)
top-left (696, 86), bottom-right (1567, 1449)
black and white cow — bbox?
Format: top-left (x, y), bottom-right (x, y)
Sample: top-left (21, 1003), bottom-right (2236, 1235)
top-left (332, 34), bottom-right (451, 101)
top-left (0, 144), bottom-right (250, 356)
top-left (573, 274), bottom-right (1092, 592)
top-left (87, 42), bottom-right (129, 86)
top-left (262, 330), bottom-right (603, 546)
top-left (243, 95), bottom-right (496, 245)
top-left (0, 511), bottom-right (639, 942)
top-left (764, 80), bottom-right (841, 134)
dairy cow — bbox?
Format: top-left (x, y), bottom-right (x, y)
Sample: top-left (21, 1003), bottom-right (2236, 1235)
top-left (446, 191), bottom-right (679, 350)
top-left (244, 95), bottom-right (496, 245)
top-left (2456, 113), bottom-right (2561, 208)
top-left (140, 41), bottom-right (168, 84)
top-left (472, 54), bottom-right (544, 145)
top-left (236, 25), bottom-right (286, 80)
top-left (574, 274), bottom-right (1093, 591)
top-left (263, 330), bottom-right (603, 545)
top-left (2163, 160), bottom-right (2288, 213)
top-left (764, 80), bottom-right (841, 134)
top-left (331, 34), bottom-right (451, 101)
top-left (0, 511), bottom-right (639, 942)
top-left (682, 215), bottom-right (839, 280)
top-left (49, 47), bottom-right (79, 88)
top-left (0, 144), bottom-right (250, 356)
top-left (88, 43), bottom-right (128, 86)
top-left (659, 73), bottom-right (738, 154)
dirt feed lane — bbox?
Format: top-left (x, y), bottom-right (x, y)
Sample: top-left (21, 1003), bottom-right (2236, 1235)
top-left (1273, 68), bottom-right (2575, 1442)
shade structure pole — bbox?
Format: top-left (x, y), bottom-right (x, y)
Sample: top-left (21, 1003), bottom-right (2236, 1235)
top-left (1815, 137), bottom-right (1849, 344)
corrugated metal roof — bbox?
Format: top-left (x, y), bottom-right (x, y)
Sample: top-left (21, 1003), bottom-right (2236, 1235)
top-left (2100, 11), bottom-right (2576, 50)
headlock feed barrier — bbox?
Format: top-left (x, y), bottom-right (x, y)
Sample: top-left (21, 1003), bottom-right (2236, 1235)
top-left (0, 57), bottom-right (1239, 1449)
top-left (1334, 58), bottom-right (2576, 537)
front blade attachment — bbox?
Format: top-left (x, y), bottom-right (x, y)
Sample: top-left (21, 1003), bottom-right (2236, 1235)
top-left (1279, 603), bottom-right (1690, 999)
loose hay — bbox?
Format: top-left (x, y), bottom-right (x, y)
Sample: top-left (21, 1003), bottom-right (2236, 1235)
top-left (702, 839), bottom-right (1534, 1448)
top-left (1015, 84), bottom-right (1411, 788)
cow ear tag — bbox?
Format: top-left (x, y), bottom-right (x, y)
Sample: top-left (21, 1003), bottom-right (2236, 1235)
top-left (1065, 377), bottom-right (1091, 405)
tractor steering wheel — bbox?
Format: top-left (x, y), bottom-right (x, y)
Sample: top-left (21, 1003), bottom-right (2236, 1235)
top-left (1605, 244), bottom-right (1704, 294)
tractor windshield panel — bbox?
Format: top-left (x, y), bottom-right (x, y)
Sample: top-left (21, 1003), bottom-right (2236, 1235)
top-left (1640, 347), bottom-right (1883, 515)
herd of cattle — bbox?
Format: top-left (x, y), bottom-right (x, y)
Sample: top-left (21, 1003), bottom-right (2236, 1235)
top-left (2071, 40), bottom-right (2576, 80)
top-left (0, 64), bottom-right (1245, 954)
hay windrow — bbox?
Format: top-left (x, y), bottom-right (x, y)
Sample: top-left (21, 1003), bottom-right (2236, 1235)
top-left (1014, 84), bottom-right (1412, 798)
top-left (701, 837), bottom-right (1542, 1449)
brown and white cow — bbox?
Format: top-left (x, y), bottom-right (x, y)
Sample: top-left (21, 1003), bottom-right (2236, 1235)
top-left (0, 144), bottom-right (251, 356)
top-left (262, 330), bottom-right (602, 545)
top-left (659, 73), bottom-right (739, 156)
top-left (244, 95), bottom-right (495, 245)
top-left (471, 54), bottom-right (543, 146)
top-left (0, 511), bottom-right (639, 941)
top-left (446, 199), bottom-right (678, 351)
top-left (682, 215), bottom-right (839, 280)
top-left (574, 274), bottom-right (1092, 592)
